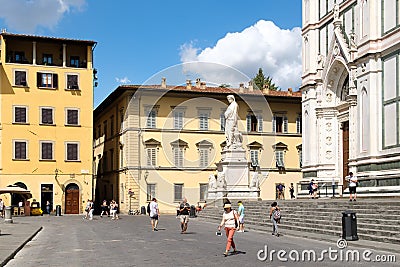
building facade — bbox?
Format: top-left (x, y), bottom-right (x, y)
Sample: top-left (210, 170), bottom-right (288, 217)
top-left (0, 32), bottom-right (96, 213)
top-left (94, 79), bottom-right (302, 213)
top-left (302, 0), bottom-right (400, 195)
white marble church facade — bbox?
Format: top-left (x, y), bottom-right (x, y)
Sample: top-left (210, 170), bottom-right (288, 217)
top-left (301, 0), bottom-right (400, 196)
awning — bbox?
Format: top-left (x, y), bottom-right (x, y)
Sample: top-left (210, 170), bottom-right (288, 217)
top-left (0, 186), bottom-right (32, 199)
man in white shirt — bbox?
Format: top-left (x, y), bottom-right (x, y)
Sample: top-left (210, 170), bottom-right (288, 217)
top-left (149, 198), bottom-right (160, 231)
top-left (346, 172), bottom-right (358, 202)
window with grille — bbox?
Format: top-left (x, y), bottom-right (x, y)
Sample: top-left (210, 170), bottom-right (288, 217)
top-left (67, 74), bottom-right (79, 90)
top-left (275, 150), bottom-right (285, 168)
top-left (41, 108), bottom-right (54, 125)
top-left (13, 140), bottom-right (27, 160)
top-left (174, 184), bottom-right (183, 202)
top-left (200, 183), bottom-right (208, 201)
top-left (13, 106), bottom-right (27, 123)
top-left (273, 115), bottom-right (288, 133)
top-left (40, 142), bottom-right (54, 160)
top-left (147, 184), bottom-right (156, 201)
top-left (66, 142), bottom-right (79, 161)
top-left (110, 116), bottom-right (114, 135)
top-left (174, 110), bottom-right (184, 129)
top-left (199, 112), bottom-right (209, 130)
top-left (14, 70), bottom-right (27, 86)
top-left (37, 72), bottom-right (58, 88)
top-left (220, 113), bottom-right (225, 131)
top-left (296, 115), bottom-right (302, 134)
top-left (199, 148), bottom-right (209, 167)
top-left (66, 109), bottom-right (79, 125)
top-left (174, 147), bottom-right (184, 167)
top-left (250, 149), bottom-right (259, 166)
top-left (147, 109), bottom-right (157, 128)
top-left (147, 148), bottom-right (157, 166)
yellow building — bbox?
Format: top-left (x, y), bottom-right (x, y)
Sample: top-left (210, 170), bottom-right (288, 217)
top-left (0, 32), bottom-right (96, 214)
top-left (94, 79), bottom-right (302, 213)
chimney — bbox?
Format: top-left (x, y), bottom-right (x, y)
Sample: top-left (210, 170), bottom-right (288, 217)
top-left (248, 80), bottom-right (254, 91)
top-left (288, 88), bottom-right (293, 95)
top-left (200, 81), bottom-right (206, 89)
top-left (161, 77), bottom-right (166, 88)
top-left (239, 83), bottom-right (244, 93)
top-left (262, 84), bottom-right (270, 94)
top-left (195, 78), bottom-right (201, 88)
top-left (186, 79), bottom-right (192, 89)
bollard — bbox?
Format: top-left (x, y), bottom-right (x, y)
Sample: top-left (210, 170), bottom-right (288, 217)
top-left (4, 206), bottom-right (13, 223)
top-left (55, 205), bottom-right (62, 216)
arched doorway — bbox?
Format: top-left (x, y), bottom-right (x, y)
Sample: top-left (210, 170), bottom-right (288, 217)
top-left (10, 182), bottom-right (27, 206)
top-left (65, 183), bottom-right (80, 214)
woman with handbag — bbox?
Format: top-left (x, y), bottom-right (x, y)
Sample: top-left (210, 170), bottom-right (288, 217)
top-left (269, 201), bottom-right (281, 237)
top-left (217, 203), bottom-right (239, 257)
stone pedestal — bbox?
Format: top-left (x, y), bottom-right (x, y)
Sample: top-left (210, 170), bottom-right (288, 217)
top-left (207, 148), bottom-right (260, 203)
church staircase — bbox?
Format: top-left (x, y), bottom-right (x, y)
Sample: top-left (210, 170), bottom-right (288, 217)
top-left (198, 198), bottom-right (400, 246)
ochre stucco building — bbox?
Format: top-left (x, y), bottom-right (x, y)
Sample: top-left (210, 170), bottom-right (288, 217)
top-left (94, 79), bottom-right (302, 213)
top-left (0, 32), bottom-right (96, 213)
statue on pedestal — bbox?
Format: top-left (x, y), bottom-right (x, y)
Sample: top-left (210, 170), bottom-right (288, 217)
top-left (208, 174), bottom-right (217, 190)
top-left (250, 172), bottom-right (260, 189)
top-left (224, 95), bottom-right (242, 150)
top-left (216, 172), bottom-right (227, 190)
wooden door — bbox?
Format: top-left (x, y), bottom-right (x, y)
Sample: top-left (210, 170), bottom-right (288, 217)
top-left (342, 121), bottom-right (349, 189)
top-left (65, 188), bottom-right (79, 214)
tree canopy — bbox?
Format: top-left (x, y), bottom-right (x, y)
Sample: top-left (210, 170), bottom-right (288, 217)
top-left (252, 68), bottom-right (279, 91)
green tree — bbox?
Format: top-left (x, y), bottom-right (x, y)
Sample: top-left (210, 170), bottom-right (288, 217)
top-left (219, 84), bottom-right (231, 88)
top-left (252, 68), bottom-right (279, 91)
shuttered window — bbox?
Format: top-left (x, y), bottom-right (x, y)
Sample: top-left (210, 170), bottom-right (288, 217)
top-left (67, 74), bottom-right (79, 90)
top-left (67, 109), bottom-right (79, 125)
top-left (174, 147), bottom-right (184, 167)
top-left (41, 108), bottom-right (54, 125)
top-left (14, 106), bottom-right (27, 123)
top-left (66, 143), bottom-right (79, 161)
top-left (14, 141), bottom-right (27, 160)
top-left (147, 148), bottom-right (157, 166)
top-left (41, 142), bottom-right (53, 160)
top-left (174, 184), bottom-right (183, 202)
top-left (15, 71), bottom-right (27, 86)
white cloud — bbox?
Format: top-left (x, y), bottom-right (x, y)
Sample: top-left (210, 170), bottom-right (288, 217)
top-left (180, 20), bottom-right (302, 90)
top-left (0, 0), bottom-right (86, 33)
top-left (115, 77), bottom-right (131, 84)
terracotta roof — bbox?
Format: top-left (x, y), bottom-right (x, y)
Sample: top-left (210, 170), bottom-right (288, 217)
top-left (119, 84), bottom-right (301, 98)
top-left (0, 32), bottom-right (96, 45)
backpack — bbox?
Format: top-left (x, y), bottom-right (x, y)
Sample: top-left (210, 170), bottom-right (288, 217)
top-left (147, 203), bottom-right (151, 215)
top-left (273, 208), bottom-right (281, 220)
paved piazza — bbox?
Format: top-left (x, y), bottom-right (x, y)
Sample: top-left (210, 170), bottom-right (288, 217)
top-left (5, 215), bottom-right (398, 267)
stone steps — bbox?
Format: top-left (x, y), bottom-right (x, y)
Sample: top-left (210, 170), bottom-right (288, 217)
top-left (198, 198), bottom-right (400, 245)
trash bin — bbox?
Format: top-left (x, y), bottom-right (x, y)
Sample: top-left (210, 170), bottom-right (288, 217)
top-left (342, 210), bottom-right (358, 241)
top-left (189, 205), bottom-right (196, 218)
top-left (141, 206), bottom-right (146, 215)
top-left (55, 205), bottom-right (62, 216)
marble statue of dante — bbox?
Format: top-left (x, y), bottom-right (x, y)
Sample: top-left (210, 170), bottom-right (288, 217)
top-left (224, 95), bottom-right (239, 149)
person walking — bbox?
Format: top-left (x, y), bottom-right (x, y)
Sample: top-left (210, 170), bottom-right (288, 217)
top-left (237, 201), bottom-right (245, 232)
top-left (289, 183), bottom-right (295, 199)
top-left (0, 198), bottom-right (4, 218)
top-left (88, 199), bottom-right (94, 220)
top-left (83, 199), bottom-right (91, 219)
top-left (276, 183), bottom-right (285, 200)
top-left (269, 201), bottom-right (281, 237)
top-left (149, 198), bottom-right (159, 231)
top-left (217, 203), bottom-right (239, 257)
top-left (179, 197), bottom-right (190, 234)
top-left (100, 200), bottom-right (109, 217)
top-left (46, 200), bottom-right (51, 215)
top-left (346, 172), bottom-right (358, 201)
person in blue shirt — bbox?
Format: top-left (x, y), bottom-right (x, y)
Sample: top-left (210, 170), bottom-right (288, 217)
top-left (237, 201), bottom-right (245, 232)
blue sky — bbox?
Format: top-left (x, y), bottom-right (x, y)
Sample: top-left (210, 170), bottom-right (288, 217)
top-left (0, 0), bottom-right (302, 107)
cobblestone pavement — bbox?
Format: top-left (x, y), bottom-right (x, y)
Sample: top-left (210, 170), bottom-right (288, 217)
top-left (3, 215), bottom-right (399, 267)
